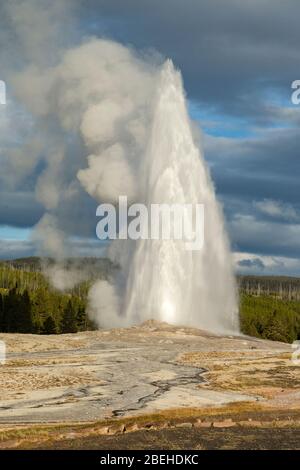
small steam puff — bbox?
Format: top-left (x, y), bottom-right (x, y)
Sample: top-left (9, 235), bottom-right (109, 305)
top-left (46, 265), bottom-right (88, 292)
top-left (88, 280), bottom-right (127, 329)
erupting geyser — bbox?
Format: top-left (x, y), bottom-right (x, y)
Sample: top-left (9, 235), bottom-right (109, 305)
top-left (89, 60), bottom-right (239, 334)
top-left (123, 61), bottom-right (239, 333)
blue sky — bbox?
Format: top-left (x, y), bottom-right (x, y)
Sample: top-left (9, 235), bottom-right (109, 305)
top-left (0, 0), bottom-right (300, 276)
top-left (0, 226), bottom-right (31, 241)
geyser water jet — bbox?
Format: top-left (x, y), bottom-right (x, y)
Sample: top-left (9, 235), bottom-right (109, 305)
top-left (121, 61), bottom-right (239, 334)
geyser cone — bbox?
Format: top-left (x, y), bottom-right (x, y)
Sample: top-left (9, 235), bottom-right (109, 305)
top-left (124, 60), bottom-right (239, 334)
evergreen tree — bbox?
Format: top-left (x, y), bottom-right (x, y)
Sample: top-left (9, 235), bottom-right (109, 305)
top-left (0, 293), bottom-right (5, 332)
top-left (31, 288), bottom-right (52, 333)
top-left (5, 287), bottom-right (20, 332)
top-left (61, 300), bottom-right (78, 333)
top-left (76, 305), bottom-right (87, 331)
top-left (42, 316), bottom-right (57, 335)
top-left (264, 310), bottom-right (291, 343)
top-left (18, 289), bottom-right (33, 333)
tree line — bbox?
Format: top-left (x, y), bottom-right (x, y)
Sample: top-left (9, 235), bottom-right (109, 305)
top-left (240, 293), bottom-right (300, 343)
top-left (1, 262), bottom-right (300, 342)
top-left (238, 275), bottom-right (300, 300)
top-left (0, 285), bottom-right (95, 334)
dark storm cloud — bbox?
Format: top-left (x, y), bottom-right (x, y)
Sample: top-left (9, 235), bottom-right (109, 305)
top-left (229, 214), bottom-right (300, 258)
top-left (80, 0), bottom-right (300, 121)
top-left (205, 128), bottom-right (300, 206)
top-left (0, 191), bottom-right (44, 228)
top-left (202, 128), bottom-right (300, 259)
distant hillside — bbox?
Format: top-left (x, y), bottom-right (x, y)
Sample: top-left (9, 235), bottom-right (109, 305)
top-left (1, 257), bottom-right (117, 276)
top-left (237, 275), bottom-right (300, 300)
top-left (1, 257), bottom-right (41, 270)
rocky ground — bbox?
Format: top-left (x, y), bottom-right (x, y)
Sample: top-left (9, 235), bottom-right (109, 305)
top-left (0, 321), bottom-right (299, 449)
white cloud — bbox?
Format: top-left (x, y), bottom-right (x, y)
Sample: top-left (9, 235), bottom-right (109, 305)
top-left (254, 198), bottom-right (299, 221)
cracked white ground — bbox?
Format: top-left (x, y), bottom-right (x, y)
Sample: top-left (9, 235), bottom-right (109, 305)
top-left (0, 320), bottom-right (299, 424)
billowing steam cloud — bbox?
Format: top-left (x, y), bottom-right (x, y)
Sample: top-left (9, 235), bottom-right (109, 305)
top-left (1, 0), bottom-right (161, 292)
top-left (12, 37), bottom-right (159, 204)
top-left (3, 1), bottom-right (160, 251)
